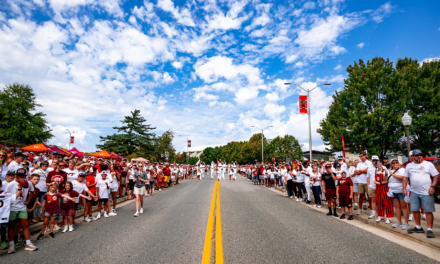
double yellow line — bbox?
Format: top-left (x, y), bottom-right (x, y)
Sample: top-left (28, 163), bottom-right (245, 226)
top-left (201, 179), bottom-right (223, 264)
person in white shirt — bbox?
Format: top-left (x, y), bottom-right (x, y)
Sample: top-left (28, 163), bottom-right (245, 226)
top-left (403, 149), bottom-right (439, 238)
top-left (310, 166), bottom-right (322, 207)
top-left (7, 152), bottom-right (24, 174)
top-left (63, 160), bottom-right (79, 183)
top-left (386, 159), bottom-right (409, 230)
top-left (354, 151), bottom-right (374, 215)
top-left (349, 160), bottom-right (359, 209)
top-left (366, 155), bottom-right (380, 219)
top-left (96, 170), bottom-right (110, 218)
top-left (302, 162), bottom-right (313, 203)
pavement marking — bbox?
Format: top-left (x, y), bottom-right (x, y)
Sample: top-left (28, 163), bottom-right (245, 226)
top-left (202, 180), bottom-right (219, 264)
top-left (216, 181), bottom-right (224, 264)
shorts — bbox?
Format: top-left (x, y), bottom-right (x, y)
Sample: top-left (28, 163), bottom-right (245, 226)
top-left (120, 177), bottom-right (127, 186)
top-left (353, 183), bottom-right (359, 193)
top-left (9, 209), bottom-right (28, 221)
top-left (392, 193), bottom-right (405, 200)
top-left (368, 187), bottom-right (376, 198)
top-left (134, 187), bottom-right (146, 195)
top-left (98, 198), bottom-right (108, 203)
top-left (44, 211), bottom-right (57, 218)
top-left (325, 189), bottom-right (336, 200)
top-left (358, 183), bottom-right (368, 194)
top-left (129, 179), bottom-right (134, 191)
top-left (60, 208), bottom-right (76, 217)
top-left (110, 187), bottom-right (118, 193)
top-left (339, 195), bottom-right (352, 208)
top-left (410, 193), bottom-right (435, 213)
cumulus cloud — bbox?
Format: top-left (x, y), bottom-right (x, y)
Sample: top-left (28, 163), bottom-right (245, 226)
top-left (357, 42), bottom-right (364, 49)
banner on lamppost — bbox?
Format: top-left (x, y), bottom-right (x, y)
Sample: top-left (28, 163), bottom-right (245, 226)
top-left (299, 95), bottom-right (308, 114)
top-left (341, 133), bottom-right (346, 159)
top-left (70, 136), bottom-right (74, 144)
top-left (188, 140), bottom-right (191, 147)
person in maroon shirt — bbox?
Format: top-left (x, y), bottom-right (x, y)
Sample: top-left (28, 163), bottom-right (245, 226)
top-left (337, 172), bottom-right (354, 220)
top-left (46, 161), bottom-right (68, 190)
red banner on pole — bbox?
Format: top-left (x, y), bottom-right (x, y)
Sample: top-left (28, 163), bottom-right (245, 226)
top-left (299, 95), bottom-right (308, 114)
top-left (273, 155), bottom-right (276, 163)
top-left (188, 140), bottom-right (191, 147)
top-left (70, 136), bottom-right (74, 144)
top-left (341, 133), bottom-right (346, 159)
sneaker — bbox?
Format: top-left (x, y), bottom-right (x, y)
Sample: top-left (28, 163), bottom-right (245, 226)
top-left (392, 222), bottom-right (403, 228)
top-left (385, 219), bottom-right (391, 224)
top-left (96, 214), bottom-right (101, 219)
top-left (109, 212), bottom-right (117, 216)
top-left (348, 215), bottom-right (354, 220)
top-left (313, 204), bottom-right (317, 207)
top-left (317, 205), bottom-right (322, 208)
top-left (376, 218), bottom-right (382, 223)
top-left (90, 216), bottom-right (98, 221)
top-left (45, 227), bottom-right (50, 233)
top-left (402, 223), bottom-right (410, 230)
top-left (296, 198), bottom-right (299, 202)
top-left (62, 225), bottom-right (69, 233)
top-left (54, 224), bottom-right (61, 230)
top-left (69, 225), bottom-right (74, 232)
top-left (25, 243), bottom-right (38, 251)
top-left (104, 213), bottom-right (109, 218)
top-left (0, 241), bottom-right (7, 249)
top-left (409, 214), bottom-right (413, 221)
top-left (407, 227), bottom-right (425, 234)
top-left (84, 217), bottom-right (92, 223)
top-left (368, 213), bottom-right (375, 219)
top-left (326, 211), bottom-right (333, 216)
top-left (134, 211), bottom-right (139, 217)
top-left (427, 230), bottom-right (435, 238)
top-left (421, 214), bottom-right (426, 221)
top-left (356, 210), bottom-right (362, 215)
top-left (140, 208), bottom-right (144, 214)
top-left (299, 199), bottom-right (303, 202)
top-left (340, 214), bottom-right (346, 219)
top-left (354, 204), bottom-right (358, 210)
top-left (112, 209), bottom-right (117, 214)
top-left (8, 245), bottom-right (15, 254)
top-left (333, 212), bottom-right (339, 217)
top-left (37, 233), bottom-right (44, 240)
top-left (49, 232), bottom-right (55, 238)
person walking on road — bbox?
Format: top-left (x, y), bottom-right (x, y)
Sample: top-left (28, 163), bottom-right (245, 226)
top-left (133, 167), bottom-right (149, 217)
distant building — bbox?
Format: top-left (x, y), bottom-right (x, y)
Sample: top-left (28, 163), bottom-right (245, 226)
top-left (183, 144), bottom-right (227, 159)
top-left (303, 150), bottom-right (335, 161)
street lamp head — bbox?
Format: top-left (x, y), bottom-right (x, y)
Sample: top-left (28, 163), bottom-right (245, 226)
top-left (251, 126), bottom-right (255, 127)
top-left (284, 83), bottom-right (291, 85)
top-left (323, 83), bottom-right (331, 85)
top-left (401, 113), bottom-right (412, 127)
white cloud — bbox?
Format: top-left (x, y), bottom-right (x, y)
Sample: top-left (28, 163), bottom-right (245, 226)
top-left (370, 2), bottom-right (393, 23)
top-left (205, 0), bottom-right (251, 31)
top-left (265, 92), bottom-right (279, 101)
top-left (172, 61), bottom-right (183, 69)
top-left (334, 64), bottom-right (342, 70)
top-left (303, 2), bottom-right (316, 9)
top-left (157, 0), bottom-right (195, 26)
top-left (357, 42), bottom-right (364, 49)
top-left (421, 56), bottom-right (440, 65)
top-left (264, 103), bottom-right (286, 119)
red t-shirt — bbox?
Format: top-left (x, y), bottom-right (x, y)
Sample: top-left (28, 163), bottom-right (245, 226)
top-left (86, 175), bottom-right (96, 195)
top-left (60, 190), bottom-right (79, 210)
top-left (94, 165), bottom-right (102, 173)
top-left (46, 170), bottom-right (68, 190)
top-left (337, 177), bottom-right (353, 196)
top-left (26, 187), bottom-right (40, 210)
top-left (43, 193), bottom-right (62, 213)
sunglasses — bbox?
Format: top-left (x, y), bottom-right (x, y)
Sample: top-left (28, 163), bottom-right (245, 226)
top-left (391, 162), bottom-right (399, 164)
top-left (414, 154), bottom-right (423, 157)
top-left (22, 163), bottom-right (28, 166)
top-left (358, 155), bottom-right (364, 157)
top-left (0, 154), bottom-right (6, 158)
top-left (41, 164), bottom-right (48, 166)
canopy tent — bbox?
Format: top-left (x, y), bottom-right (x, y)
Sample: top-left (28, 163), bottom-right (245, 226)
top-left (134, 157), bottom-right (148, 162)
top-left (61, 148), bottom-right (72, 156)
top-left (69, 147), bottom-right (83, 157)
top-left (20, 143), bottom-right (53, 153)
top-left (111, 152), bottom-right (125, 160)
top-left (89, 150), bottom-right (119, 159)
top-left (49, 146), bottom-right (71, 156)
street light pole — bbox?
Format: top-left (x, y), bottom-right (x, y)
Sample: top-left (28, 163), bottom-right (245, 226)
top-left (284, 82), bottom-right (331, 162)
top-left (401, 113), bottom-right (412, 158)
top-left (251, 126), bottom-right (273, 162)
top-left (66, 129), bottom-right (75, 150)
top-left (178, 135), bottom-right (189, 164)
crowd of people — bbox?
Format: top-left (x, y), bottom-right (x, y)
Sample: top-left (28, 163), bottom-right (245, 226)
top-left (232, 150), bottom-right (439, 239)
top-left (0, 150), bottom-right (201, 254)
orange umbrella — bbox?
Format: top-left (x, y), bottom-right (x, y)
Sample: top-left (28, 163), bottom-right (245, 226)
top-left (89, 150), bottom-right (117, 159)
top-left (20, 143), bottom-right (52, 153)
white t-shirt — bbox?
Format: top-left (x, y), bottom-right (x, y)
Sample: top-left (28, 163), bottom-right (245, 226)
top-left (404, 161), bottom-right (439, 195)
top-left (34, 168), bottom-right (53, 192)
top-left (7, 161), bottom-right (22, 173)
top-left (310, 172), bottom-right (322, 187)
top-left (0, 165), bottom-right (7, 182)
top-left (0, 180), bottom-right (10, 192)
top-left (388, 168), bottom-right (405, 194)
top-left (303, 167), bottom-right (312, 183)
top-left (96, 178), bottom-right (110, 199)
top-left (0, 192), bottom-right (14, 223)
top-left (367, 167), bottom-right (378, 190)
top-left (110, 173), bottom-right (119, 189)
top-left (5, 180), bottom-right (34, 211)
top-left (349, 166), bottom-right (357, 183)
top-left (356, 160), bottom-right (374, 184)
top-left (63, 168), bottom-right (79, 182)
top-left (296, 170), bottom-right (304, 182)
top-left (128, 169), bottom-right (136, 180)
top-left (72, 180), bottom-right (89, 203)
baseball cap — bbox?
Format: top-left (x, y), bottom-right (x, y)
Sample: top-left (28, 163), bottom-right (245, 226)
top-left (409, 150), bottom-right (413, 156)
top-left (16, 168), bottom-right (27, 176)
top-left (412, 149), bottom-right (423, 156)
top-left (14, 152), bottom-right (24, 157)
top-left (390, 158), bottom-right (398, 163)
top-left (98, 158), bottom-right (103, 161)
top-left (63, 156), bottom-right (69, 160)
top-left (335, 163), bottom-right (341, 168)
top-left (337, 155), bottom-right (343, 159)
top-left (325, 164), bottom-right (332, 168)
top-left (383, 156), bottom-right (389, 159)
top-left (7, 170), bottom-right (16, 175)
top-left (78, 172), bottom-right (87, 177)
top-left (372, 155), bottom-right (379, 160)
top-left (101, 170), bottom-right (110, 175)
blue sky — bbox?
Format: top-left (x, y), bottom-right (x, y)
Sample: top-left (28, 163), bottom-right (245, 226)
top-left (0, 0), bottom-right (439, 153)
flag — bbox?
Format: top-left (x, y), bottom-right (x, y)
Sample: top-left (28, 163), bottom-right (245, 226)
top-left (341, 133), bottom-right (346, 159)
top-left (273, 155), bottom-right (276, 163)
top-left (299, 95), bottom-right (308, 114)
top-left (70, 136), bottom-right (74, 144)
top-left (217, 158), bottom-right (218, 166)
top-left (188, 140), bottom-right (191, 147)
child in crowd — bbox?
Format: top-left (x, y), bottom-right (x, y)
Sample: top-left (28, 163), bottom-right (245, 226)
top-left (336, 172), bottom-right (354, 220)
top-left (60, 181), bottom-right (91, 232)
top-left (96, 169), bottom-right (110, 219)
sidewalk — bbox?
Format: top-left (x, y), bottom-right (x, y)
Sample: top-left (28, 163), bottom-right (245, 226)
top-left (264, 182), bottom-right (440, 250)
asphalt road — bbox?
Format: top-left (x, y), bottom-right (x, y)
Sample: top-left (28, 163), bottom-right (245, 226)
top-left (2, 175), bottom-right (439, 263)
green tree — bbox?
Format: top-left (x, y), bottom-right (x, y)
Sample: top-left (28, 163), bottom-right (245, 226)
top-left (319, 57), bottom-right (407, 158)
top-left (267, 135), bottom-right (303, 162)
top-left (188, 156), bottom-right (199, 165)
top-left (142, 130), bottom-right (176, 162)
top-left (97, 109), bottom-right (156, 155)
top-left (0, 83), bottom-right (53, 145)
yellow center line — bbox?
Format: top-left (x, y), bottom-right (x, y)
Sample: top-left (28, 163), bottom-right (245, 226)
top-left (215, 181), bottom-right (224, 264)
top-left (202, 180), bottom-right (219, 264)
